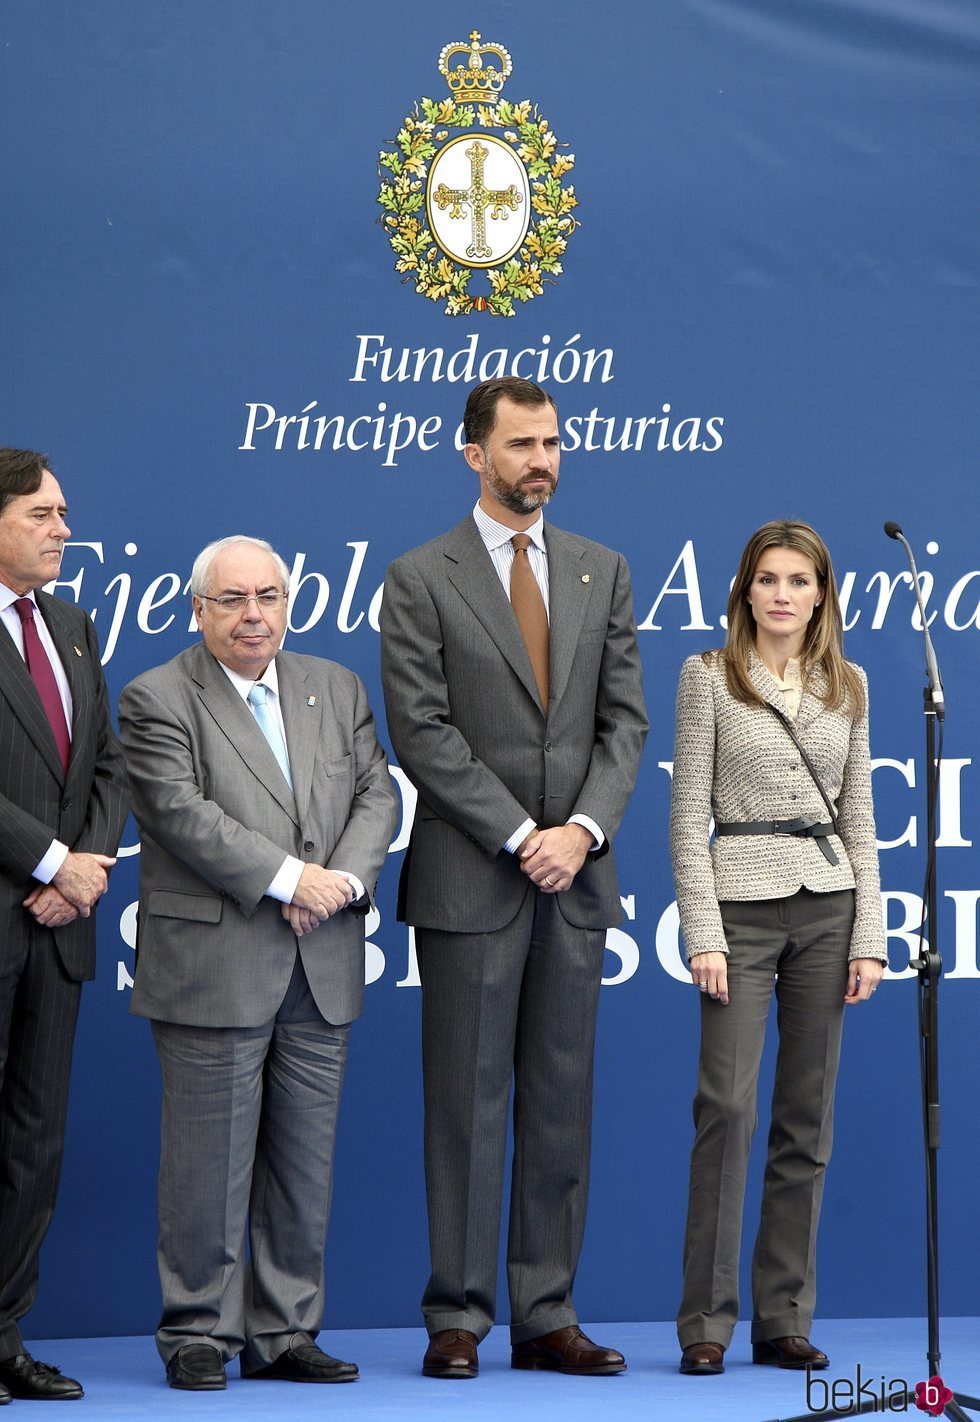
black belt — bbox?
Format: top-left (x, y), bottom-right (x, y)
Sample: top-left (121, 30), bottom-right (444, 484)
top-left (715, 817), bottom-right (839, 866)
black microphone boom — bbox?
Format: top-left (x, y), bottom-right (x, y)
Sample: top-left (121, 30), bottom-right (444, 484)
top-left (883, 520), bottom-right (945, 716)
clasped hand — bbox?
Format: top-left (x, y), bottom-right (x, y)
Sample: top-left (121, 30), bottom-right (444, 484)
top-left (284, 864), bottom-right (357, 937)
top-left (23, 850), bottom-right (117, 927)
top-left (519, 824), bottom-right (593, 893)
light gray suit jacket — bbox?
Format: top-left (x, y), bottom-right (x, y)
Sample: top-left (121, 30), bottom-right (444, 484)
top-left (119, 642), bottom-right (399, 1028)
top-left (380, 516), bottom-right (648, 933)
top-left (669, 650), bottom-right (886, 962)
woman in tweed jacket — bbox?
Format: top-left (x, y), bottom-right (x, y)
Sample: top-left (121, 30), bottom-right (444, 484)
top-left (670, 521), bottom-right (887, 1378)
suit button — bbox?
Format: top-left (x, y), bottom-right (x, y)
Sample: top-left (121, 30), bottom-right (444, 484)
top-left (304, 840), bottom-right (314, 851)
top-left (544, 741), bottom-right (553, 752)
top-left (62, 798), bottom-right (72, 810)
top-left (538, 795), bottom-right (545, 804)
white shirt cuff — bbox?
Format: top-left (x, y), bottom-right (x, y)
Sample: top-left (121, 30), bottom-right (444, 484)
top-left (267, 856), bottom-right (305, 904)
top-left (335, 871), bottom-right (366, 904)
top-left (33, 839), bottom-right (70, 884)
top-left (505, 818), bottom-right (537, 854)
top-left (569, 814), bottom-right (604, 851)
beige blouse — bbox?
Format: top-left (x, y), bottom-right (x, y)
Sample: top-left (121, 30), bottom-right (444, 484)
top-left (771, 656), bottom-right (803, 720)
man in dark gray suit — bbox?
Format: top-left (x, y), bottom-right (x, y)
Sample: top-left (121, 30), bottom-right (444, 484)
top-left (0, 448), bottom-right (129, 1403)
top-left (381, 377), bottom-right (648, 1379)
top-left (118, 535), bottom-right (398, 1392)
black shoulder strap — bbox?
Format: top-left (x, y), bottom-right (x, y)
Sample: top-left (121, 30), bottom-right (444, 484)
top-left (766, 703), bottom-right (841, 835)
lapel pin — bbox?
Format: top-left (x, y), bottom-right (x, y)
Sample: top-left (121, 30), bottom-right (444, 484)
top-left (73, 645), bottom-right (83, 656)
top-left (581, 574), bottom-right (590, 584)
top-left (307, 695), bottom-right (317, 706)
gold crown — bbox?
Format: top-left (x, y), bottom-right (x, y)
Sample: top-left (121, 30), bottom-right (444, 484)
top-left (439, 31), bottom-right (512, 105)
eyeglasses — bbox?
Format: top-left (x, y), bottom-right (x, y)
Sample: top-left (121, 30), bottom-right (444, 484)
top-left (198, 591), bottom-right (287, 613)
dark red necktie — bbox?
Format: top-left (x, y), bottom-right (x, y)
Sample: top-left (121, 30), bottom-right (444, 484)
top-left (13, 598), bottom-right (72, 774)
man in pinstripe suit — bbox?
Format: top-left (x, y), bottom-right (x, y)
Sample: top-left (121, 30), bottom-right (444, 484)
top-left (381, 379), bottom-right (648, 1379)
top-left (0, 448), bottom-right (129, 1403)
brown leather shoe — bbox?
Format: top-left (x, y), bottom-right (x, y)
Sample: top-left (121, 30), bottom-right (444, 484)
top-left (511, 1325), bottom-right (626, 1375)
top-left (680, 1342), bottom-right (725, 1375)
top-left (422, 1330), bottom-right (479, 1378)
top-left (753, 1336), bottom-right (829, 1370)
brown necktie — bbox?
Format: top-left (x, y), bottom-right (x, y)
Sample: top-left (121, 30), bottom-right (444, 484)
top-left (13, 598), bottom-right (72, 774)
top-left (510, 534), bottom-right (549, 713)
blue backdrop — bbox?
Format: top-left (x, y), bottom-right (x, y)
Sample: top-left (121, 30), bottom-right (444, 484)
top-left (2, 0), bottom-right (978, 1339)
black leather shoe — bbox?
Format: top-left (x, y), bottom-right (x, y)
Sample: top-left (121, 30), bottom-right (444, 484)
top-left (0, 1378), bottom-right (9, 1405)
top-left (422, 1330), bottom-right (479, 1378)
top-left (250, 1339), bottom-right (358, 1383)
top-left (165, 1344), bottom-right (227, 1391)
top-left (512, 1326), bottom-right (626, 1375)
top-left (680, 1342), bottom-right (725, 1375)
top-left (0, 1353), bottom-right (84, 1400)
top-left (753, 1336), bottom-right (829, 1370)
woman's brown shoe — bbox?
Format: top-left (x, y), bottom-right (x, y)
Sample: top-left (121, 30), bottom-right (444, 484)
top-left (752, 1337), bottom-right (829, 1370)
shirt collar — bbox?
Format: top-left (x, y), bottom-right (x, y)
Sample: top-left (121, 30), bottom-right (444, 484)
top-left (0, 581), bottom-right (38, 614)
top-left (473, 501), bottom-right (546, 553)
top-left (217, 655), bottom-right (282, 703)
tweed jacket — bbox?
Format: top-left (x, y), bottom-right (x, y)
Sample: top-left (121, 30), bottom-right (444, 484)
top-left (669, 649), bottom-right (886, 962)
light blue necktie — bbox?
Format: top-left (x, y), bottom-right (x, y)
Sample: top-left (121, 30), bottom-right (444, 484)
top-left (247, 683), bottom-right (293, 790)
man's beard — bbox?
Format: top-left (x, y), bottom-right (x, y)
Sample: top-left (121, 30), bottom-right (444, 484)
top-left (484, 452), bottom-right (559, 514)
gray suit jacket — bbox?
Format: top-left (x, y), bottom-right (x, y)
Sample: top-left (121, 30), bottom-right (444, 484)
top-left (119, 643), bottom-right (399, 1028)
top-left (380, 516), bottom-right (648, 933)
top-left (0, 592), bottom-right (129, 981)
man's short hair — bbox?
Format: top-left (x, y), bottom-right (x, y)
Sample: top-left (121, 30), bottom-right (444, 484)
top-left (190, 536), bottom-right (291, 597)
top-left (0, 448), bottom-right (51, 517)
top-left (463, 377), bottom-right (558, 449)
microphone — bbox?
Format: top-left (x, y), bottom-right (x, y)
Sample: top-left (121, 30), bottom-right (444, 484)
top-left (882, 521), bottom-right (945, 717)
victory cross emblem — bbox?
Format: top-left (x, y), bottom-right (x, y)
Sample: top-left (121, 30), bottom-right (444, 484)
top-left (378, 31), bottom-right (579, 315)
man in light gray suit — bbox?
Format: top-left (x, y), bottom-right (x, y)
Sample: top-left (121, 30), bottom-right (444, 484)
top-left (0, 448), bottom-right (129, 1403)
top-left (119, 535), bottom-right (398, 1392)
top-left (381, 378), bottom-right (648, 1379)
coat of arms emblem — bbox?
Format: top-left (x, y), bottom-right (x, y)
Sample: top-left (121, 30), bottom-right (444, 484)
top-left (378, 32), bottom-right (579, 315)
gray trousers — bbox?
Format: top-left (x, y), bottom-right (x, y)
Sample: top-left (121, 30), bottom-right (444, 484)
top-left (151, 955), bottom-right (349, 1372)
top-left (416, 891), bottom-right (605, 1344)
top-left (677, 888), bottom-right (854, 1349)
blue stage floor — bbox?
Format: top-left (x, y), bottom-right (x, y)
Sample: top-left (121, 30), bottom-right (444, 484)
top-left (25, 1318), bottom-right (980, 1420)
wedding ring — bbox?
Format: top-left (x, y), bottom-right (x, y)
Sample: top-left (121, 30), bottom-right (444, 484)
top-left (545, 876), bottom-right (555, 886)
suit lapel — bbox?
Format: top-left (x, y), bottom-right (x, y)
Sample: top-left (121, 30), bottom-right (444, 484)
top-left (191, 645), bottom-right (300, 827)
top-left (444, 517), bottom-right (545, 712)
top-left (545, 526), bottom-right (592, 712)
top-left (277, 653), bottom-right (318, 823)
top-left (0, 599), bottom-right (67, 783)
top-left (796, 663), bottom-right (830, 730)
top-left (747, 651), bottom-right (785, 711)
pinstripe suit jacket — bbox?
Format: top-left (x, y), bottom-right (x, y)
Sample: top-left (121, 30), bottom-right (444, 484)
top-left (0, 592), bottom-right (129, 981)
top-left (119, 643), bottom-right (399, 1028)
top-left (380, 515), bottom-right (648, 932)
top-left (669, 650), bottom-right (886, 962)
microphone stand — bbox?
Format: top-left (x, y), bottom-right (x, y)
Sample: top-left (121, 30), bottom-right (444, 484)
top-left (762, 524), bottom-right (977, 1422)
